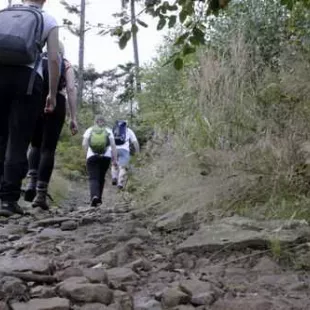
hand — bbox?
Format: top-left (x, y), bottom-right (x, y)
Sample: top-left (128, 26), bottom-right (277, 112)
top-left (69, 118), bottom-right (78, 136)
top-left (45, 93), bottom-right (56, 113)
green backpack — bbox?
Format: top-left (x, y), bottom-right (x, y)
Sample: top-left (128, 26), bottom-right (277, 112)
top-left (89, 125), bottom-right (110, 154)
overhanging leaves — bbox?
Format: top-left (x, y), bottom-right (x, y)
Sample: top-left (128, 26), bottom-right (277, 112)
top-left (174, 57), bottom-right (184, 70)
top-left (119, 30), bottom-right (132, 49)
top-left (157, 16), bottom-right (167, 30)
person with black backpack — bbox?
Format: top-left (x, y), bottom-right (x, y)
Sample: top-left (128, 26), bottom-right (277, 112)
top-left (111, 120), bottom-right (140, 190)
top-left (0, 0), bottom-right (60, 216)
top-left (83, 115), bottom-right (118, 207)
top-left (24, 42), bottom-right (78, 210)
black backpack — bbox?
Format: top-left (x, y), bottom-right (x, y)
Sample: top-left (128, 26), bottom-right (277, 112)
top-left (42, 52), bottom-right (67, 94)
top-left (0, 5), bottom-right (44, 95)
top-left (113, 120), bottom-right (127, 146)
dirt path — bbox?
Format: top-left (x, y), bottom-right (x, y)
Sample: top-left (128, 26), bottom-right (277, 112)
top-left (0, 181), bottom-right (310, 310)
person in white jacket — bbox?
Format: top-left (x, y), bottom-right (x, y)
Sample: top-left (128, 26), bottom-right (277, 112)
top-left (83, 115), bottom-right (118, 207)
top-left (111, 120), bottom-right (140, 189)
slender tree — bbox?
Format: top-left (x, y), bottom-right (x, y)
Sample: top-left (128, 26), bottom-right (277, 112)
top-left (121, 0), bottom-right (141, 93)
top-left (130, 0), bottom-right (141, 92)
top-left (8, 0), bottom-right (12, 7)
top-left (61, 0), bottom-right (87, 107)
top-left (77, 0), bottom-right (86, 106)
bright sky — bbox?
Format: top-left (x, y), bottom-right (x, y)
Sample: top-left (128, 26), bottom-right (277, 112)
top-left (0, 0), bottom-right (165, 72)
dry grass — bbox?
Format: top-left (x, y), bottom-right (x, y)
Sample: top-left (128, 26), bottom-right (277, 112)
top-left (49, 171), bottom-right (71, 206)
top-left (135, 35), bottom-right (310, 223)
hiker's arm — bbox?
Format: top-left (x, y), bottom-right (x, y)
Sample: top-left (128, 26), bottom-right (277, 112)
top-left (130, 130), bottom-right (140, 153)
top-left (82, 129), bottom-right (90, 150)
top-left (109, 136), bottom-right (118, 165)
top-left (82, 136), bottom-right (89, 150)
top-left (46, 27), bottom-right (60, 98)
top-left (65, 64), bottom-right (78, 135)
top-left (132, 140), bottom-right (140, 153)
top-left (65, 65), bottom-right (77, 121)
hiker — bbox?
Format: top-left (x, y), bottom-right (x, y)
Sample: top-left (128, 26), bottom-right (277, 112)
top-left (111, 120), bottom-right (140, 189)
top-left (24, 42), bottom-right (78, 210)
top-left (83, 115), bottom-right (118, 207)
top-left (0, 0), bottom-right (60, 215)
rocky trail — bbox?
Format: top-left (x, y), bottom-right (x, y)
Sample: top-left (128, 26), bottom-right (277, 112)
top-left (1, 181), bottom-right (310, 310)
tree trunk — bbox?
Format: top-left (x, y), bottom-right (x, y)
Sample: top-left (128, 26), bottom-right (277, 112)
top-left (91, 82), bottom-right (96, 115)
top-left (130, 0), bottom-right (141, 93)
top-left (8, 0), bottom-right (12, 7)
top-left (77, 0), bottom-right (86, 107)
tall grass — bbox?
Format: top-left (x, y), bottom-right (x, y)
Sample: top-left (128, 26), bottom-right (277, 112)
top-left (138, 32), bottom-right (310, 220)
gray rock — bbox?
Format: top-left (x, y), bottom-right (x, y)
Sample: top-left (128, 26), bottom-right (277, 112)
top-left (83, 268), bottom-right (108, 284)
top-left (126, 238), bottom-right (144, 249)
top-left (31, 286), bottom-right (57, 299)
top-left (96, 250), bottom-right (117, 268)
top-left (252, 256), bottom-right (281, 274)
top-left (0, 245), bottom-right (13, 254)
top-left (135, 298), bottom-right (162, 310)
top-left (79, 304), bottom-right (108, 310)
top-left (0, 276), bottom-right (29, 302)
top-left (35, 217), bottom-right (73, 227)
top-left (161, 288), bottom-right (190, 308)
top-left (106, 268), bottom-right (138, 286)
top-left (212, 297), bottom-right (276, 310)
top-left (0, 301), bottom-right (9, 310)
top-left (179, 279), bottom-right (219, 295)
top-left (191, 292), bottom-right (215, 306)
top-left (178, 280), bottom-right (220, 306)
top-left (66, 244), bottom-right (98, 260)
top-left (255, 273), bottom-right (300, 288)
top-left (0, 256), bottom-right (51, 274)
top-left (37, 228), bottom-right (68, 240)
top-left (224, 267), bottom-right (250, 288)
top-left (176, 216), bottom-right (310, 254)
top-left (58, 282), bottom-right (113, 305)
top-left (10, 297), bottom-right (70, 310)
top-left (59, 277), bottom-right (89, 285)
top-left (155, 210), bottom-right (196, 232)
top-left (125, 259), bottom-right (152, 272)
top-left (113, 290), bottom-right (134, 310)
top-left (60, 221), bottom-right (78, 231)
top-left (56, 268), bottom-right (84, 281)
top-left (8, 235), bottom-right (21, 242)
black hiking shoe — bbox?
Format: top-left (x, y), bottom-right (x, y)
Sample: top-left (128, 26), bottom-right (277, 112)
top-left (117, 184), bottom-right (124, 191)
top-left (0, 201), bottom-right (24, 217)
top-left (32, 194), bottom-right (49, 211)
top-left (90, 196), bottom-right (101, 207)
top-left (24, 188), bottom-right (36, 202)
top-left (112, 178), bottom-right (117, 186)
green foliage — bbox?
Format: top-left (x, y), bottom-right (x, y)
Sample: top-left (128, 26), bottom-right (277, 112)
top-left (49, 172), bottom-right (71, 206)
top-left (111, 0), bottom-right (310, 70)
top-left (207, 0), bottom-right (289, 71)
top-left (55, 106), bottom-right (94, 178)
top-left (134, 0), bottom-right (310, 221)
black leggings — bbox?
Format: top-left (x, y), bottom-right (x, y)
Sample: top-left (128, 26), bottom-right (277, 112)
top-left (87, 155), bottom-right (111, 200)
top-left (0, 66), bottom-right (43, 201)
top-left (27, 93), bottom-right (66, 184)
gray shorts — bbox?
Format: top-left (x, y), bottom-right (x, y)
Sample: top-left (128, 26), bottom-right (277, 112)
top-left (117, 149), bottom-right (130, 166)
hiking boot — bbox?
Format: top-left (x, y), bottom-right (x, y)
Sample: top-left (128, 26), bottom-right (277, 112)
top-left (32, 181), bottom-right (49, 210)
top-left (24, 170), bottom-right (37, 202)
top-left (24, 188), bottom-right (36, 202)
top-left (32, 194), bottom-right (49, 210)
top-left (117, 184), bottom-right (124, 191)
top-left (0, 201), bottom-right (24, 217)
top-left (90, 196), bottom-right (101, 207)
top-left (112, 178), bottom-right (117, 186)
